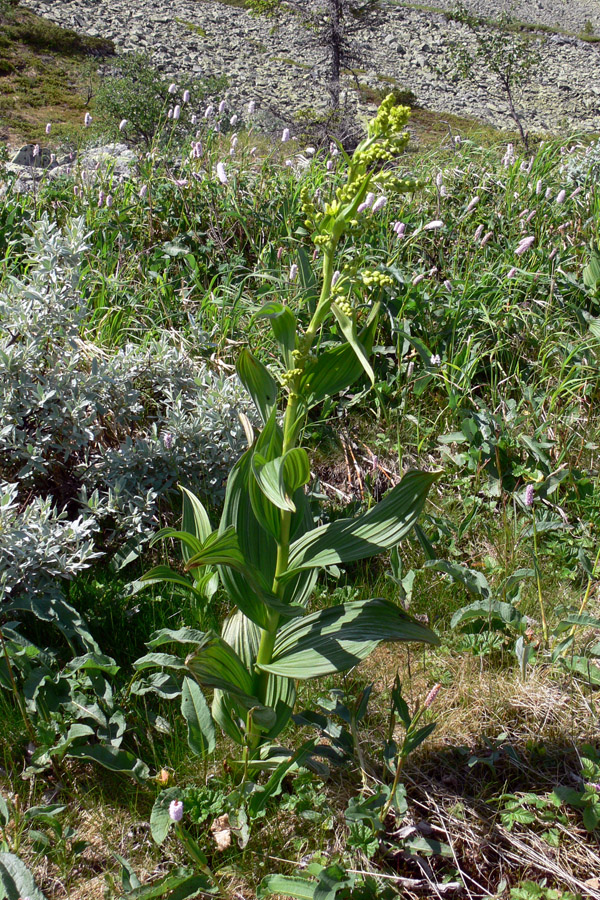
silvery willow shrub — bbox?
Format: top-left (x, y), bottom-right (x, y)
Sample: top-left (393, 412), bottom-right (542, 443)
top-left (139, 96), bottom-right (441, 775)
top-left (0, 214), bottom-right (253, 598)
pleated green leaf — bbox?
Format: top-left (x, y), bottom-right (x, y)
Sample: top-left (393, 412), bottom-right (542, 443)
top-left (236, 347), bottom-right (278, 425)
top-left (185, 632), bottom-right (276, 729)
top-left (284, 470), bottom-right (439, 577)
top-left (300, 311), bottom-right (379, 408)
top-left (219, 438), bottom-right (318, 618)
top-left (331, 300), bottom-right (375, 385)
top-left (256, 301), bottom-right (297, 369)
top-left (181, 676), bottom-right (216, 758)
top-left (130, 565), bottom-right (200, 598)
top-left (252, 448), bottom-right (310, 514)
top-left (257, 598), bottom-right (439, 679)
top-left (180, 486), bottom-right (213, 556)
top-left (258, 875), bottom-right (316, 900)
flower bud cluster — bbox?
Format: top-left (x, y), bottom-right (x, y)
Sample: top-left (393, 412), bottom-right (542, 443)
top-left (361, 269), bottom-right (393, 288)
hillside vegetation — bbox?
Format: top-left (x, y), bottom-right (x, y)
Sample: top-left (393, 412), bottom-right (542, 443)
top-left (1, 25), bottom-right (600, 900)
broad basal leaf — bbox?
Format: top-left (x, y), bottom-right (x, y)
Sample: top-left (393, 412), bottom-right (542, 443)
top-left (283, 470), bottom-right (439, 577)
top-left (257, 598), bottom-right (439, 679)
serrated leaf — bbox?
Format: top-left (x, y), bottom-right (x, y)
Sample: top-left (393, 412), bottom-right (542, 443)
top-left (181, 677), bottom-right (215, 758)
top-left (258, 599), bottom-right (439, 679)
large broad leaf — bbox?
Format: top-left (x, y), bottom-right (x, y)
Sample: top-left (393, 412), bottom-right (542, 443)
top-left (150, 787), bottom-right (184, 845)
top-left (300, 312), bottom-right (379, 408)
top-left (213, 611), bottom-right (262, 745)
top-left (424, 560), bottom-right (491, 600)
top-left (252, 448), bottom-right (311, 514)
top-left (185, 633), bottom-right (276, 730)
top-left (331, 301), bottom-right (375, 385)
top-left (185, 528), bottom-right (302, 625)
top-left (256, 301), bottom-right (297, 369)
top-left (258, 875), bottom-right (316, 900)
top-left (450, 599), bottom-right (525, 632)
top-left (236, 347), bottom-right (278, 425)
top-left (257, 598), bottom-right (439, 679)
top-left (7, 595), bottom-right (98, 652)
top-left (180, 486), bottom-right (213, 562)
top-left (181, 677), bottom-right (216, 758)
top-left (0, 852), bottom-right (47, 900)
top-left (68, 745), bottom-right (149, 783)
top-left (249, 409), bottom-right (288, 539)
top-left (219, 441), bottom-right (317, 620)
top-left (284, 470), bottom-right (439, 577)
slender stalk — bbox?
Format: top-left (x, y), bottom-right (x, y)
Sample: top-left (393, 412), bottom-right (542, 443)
top-left (0, 627), bottom-right (37, 745)
top-left (531, 513), bottom-right (548, 647)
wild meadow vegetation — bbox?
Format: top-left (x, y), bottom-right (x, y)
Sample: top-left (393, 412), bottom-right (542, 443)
top-left (1, 30), bottom-right (600, 900)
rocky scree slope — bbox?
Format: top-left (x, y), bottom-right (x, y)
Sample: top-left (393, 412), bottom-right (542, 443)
top-left (17, 0), bottom-right (600, 133)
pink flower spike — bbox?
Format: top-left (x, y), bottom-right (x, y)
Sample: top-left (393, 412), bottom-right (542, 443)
top-left (218, 100), bottom-right (227, 113)
top-left (216, 162), bottom-right (228, 184)
top-left (480, 231), bottom-right (493, 247)
top-left (412, 273), bottom-right (425, 285)
top-left (515, 235), bottom-right (535, 256)
top-left (289, 263), bottom-right (298, 281)
top-left (173, 105), bottom-right (181, 121)
top-left (507, 267), bottom-right (517, 278)
top-left (555, 189), bottom-right (566, 204)
top-left (45, 123), bottom-right (51, 135)
top-left (169, 800), bottom-right (184, 822)
top-left (465, 195), bottom-right (479, 213)
top-left (168, 83), bottom-right (177, 95)
top-left (183, 89), bottom-right (190, 104)
top-left (119, 119), bottom-right (128, 132)
top-left (282, 128), bottom-right (290, 143)
top-left (424, 219), bottom-right (444, 231)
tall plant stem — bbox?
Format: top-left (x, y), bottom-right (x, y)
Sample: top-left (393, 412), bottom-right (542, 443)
top-left (248, 236), bottom-right (341, 751)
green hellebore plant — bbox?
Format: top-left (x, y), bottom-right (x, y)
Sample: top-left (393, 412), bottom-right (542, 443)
top-left (139, 95), bottom-right (440, 764)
